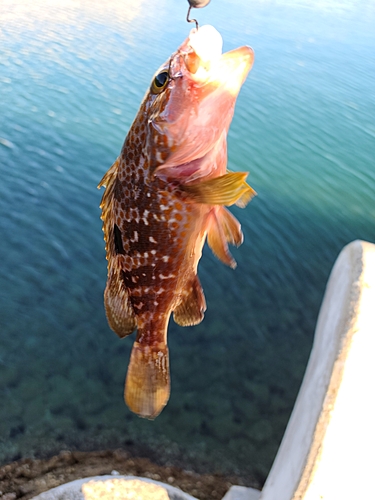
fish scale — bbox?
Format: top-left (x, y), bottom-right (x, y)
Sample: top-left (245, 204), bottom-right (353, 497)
top-left (99, 25), bottom-right (256, 419)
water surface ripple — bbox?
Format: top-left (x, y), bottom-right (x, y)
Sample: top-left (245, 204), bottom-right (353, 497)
top-left (0, 0), bottom-right (374, 484)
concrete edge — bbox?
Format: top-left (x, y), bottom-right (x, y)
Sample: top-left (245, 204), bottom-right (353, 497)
top-left (222, 485), bottom-right (262, 500)
top-left (30, 475), bottom-right (199, 500)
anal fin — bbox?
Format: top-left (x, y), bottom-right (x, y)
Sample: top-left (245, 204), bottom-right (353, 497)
top-left (173, 275), bottom-right (206, 327)
top-left (104, 269), bottom-right (136, 338)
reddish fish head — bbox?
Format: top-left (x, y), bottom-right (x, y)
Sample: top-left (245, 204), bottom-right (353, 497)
top-left (144, 26), bottom-right (254, 179)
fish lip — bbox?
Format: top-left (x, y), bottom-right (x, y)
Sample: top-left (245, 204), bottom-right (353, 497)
top-left (222, 45), bottom-right (255, 73)
top-left (171, 42), bottom-right (254, 86)
top-left (200, 45), bottom-right (254, 88)
top-left (169, 44), bottom-right (254, 97)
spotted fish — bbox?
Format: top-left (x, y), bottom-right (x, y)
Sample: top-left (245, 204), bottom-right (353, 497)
top-left (99, 25), bottom-right (255, 419)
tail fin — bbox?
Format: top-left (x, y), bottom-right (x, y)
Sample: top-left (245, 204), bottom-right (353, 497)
top-left (125, 341), bottom-right (170, 420)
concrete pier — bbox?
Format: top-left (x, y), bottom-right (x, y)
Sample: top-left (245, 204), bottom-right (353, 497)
top-left (260, 239), bottom-right (375, 500)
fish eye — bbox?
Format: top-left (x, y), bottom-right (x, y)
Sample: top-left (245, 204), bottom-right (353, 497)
top-left (151, 71), bottom-right (170, 94)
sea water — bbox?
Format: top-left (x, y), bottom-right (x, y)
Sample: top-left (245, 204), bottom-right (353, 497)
top-left (0, 0), bottom-right (374, 485)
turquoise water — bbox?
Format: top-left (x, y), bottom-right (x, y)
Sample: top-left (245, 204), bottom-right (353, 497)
top-left (0, 0), bottom-right (374, 485)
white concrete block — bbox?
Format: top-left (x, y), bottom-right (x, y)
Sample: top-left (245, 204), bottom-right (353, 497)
top-left (260, 240), bottom-right (375, 500)
top-left (222, 485), bottom-right (261, 500)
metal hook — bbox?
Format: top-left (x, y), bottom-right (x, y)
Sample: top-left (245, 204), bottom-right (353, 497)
top-left (186, 5), bottom-right (199, 30)
top-left (186, 0), bottom-right (211, 30)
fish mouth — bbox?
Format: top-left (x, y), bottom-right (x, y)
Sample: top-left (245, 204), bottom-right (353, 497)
top-left (183, 25), bottom-right (254, 96)
top-left (213, 45), bottom-right (254, 96)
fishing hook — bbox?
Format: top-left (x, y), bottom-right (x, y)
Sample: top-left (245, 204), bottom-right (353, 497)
top-left (186, 0), bottom-right (211, 30)
top-left (186, 5), bottom-right (199, 30)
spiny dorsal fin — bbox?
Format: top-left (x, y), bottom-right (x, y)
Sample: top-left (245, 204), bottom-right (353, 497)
top-left (98, 158), bottom-right (136, 337)
top-left (104, 267), bottom-right (137, 338)
top-left (207, 206), bottom-right (244, 269)
top-left (98, 158), bottom-right (120, 263)
top-left (98, 157), bottom-right (119, 191)
top-left (173, 275), bottom-right (206, 327)
top-left (182, 171), bottom-right (256, 207)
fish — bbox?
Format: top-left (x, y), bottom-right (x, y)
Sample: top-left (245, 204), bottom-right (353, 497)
top-left (98, 25), bottom-right (255, 419)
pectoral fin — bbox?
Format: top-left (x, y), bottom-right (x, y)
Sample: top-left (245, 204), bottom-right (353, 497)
top-left (182, 172), bottom-right (256, 207)
top-left (173, 275), bottom-right (206, 326)
top-left (207, 207), bottom-right (244, 269)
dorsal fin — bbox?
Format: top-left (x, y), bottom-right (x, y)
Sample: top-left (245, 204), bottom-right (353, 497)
top-left (98, 158), bottom-right (137, 338)
top-left (104, 267), bottom-right (137, 338)
top-left (98, 158), bottom-right (120, 263)
top-left (173, 275), bottom-right (206, 327)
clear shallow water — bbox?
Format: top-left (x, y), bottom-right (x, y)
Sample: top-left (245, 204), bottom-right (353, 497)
top-left (0, 0), bottom-right (374, 485)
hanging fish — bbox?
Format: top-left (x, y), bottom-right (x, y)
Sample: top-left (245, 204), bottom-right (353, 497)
top-left (99, 25), bottom-right (255, 419)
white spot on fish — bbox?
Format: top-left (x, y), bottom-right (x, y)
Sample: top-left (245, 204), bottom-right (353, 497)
top-left (149, 236), bottom-right (157, 244)
top-left (131, 230), bottom-right (138, 242)
top-left (162, 255), bottom-right (169, 262)
top-left (159, 273), bottom-right (176, 280)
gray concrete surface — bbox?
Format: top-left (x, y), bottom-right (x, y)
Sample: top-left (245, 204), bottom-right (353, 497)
top-left (31, 475), bottom-right (199, 500)
top-left (222, 485), bottom-right (261, 500)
